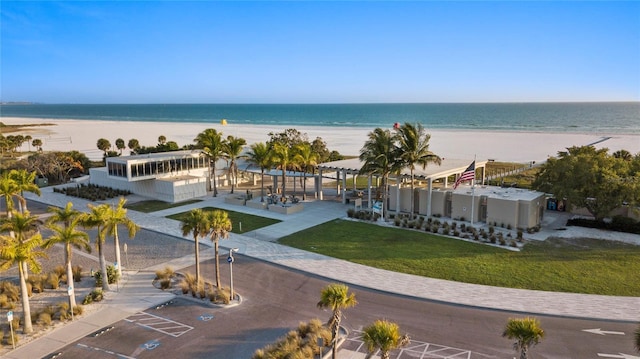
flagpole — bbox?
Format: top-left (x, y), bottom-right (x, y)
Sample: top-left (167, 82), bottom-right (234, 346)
top-left (471, 155), bottom-right (476, 226)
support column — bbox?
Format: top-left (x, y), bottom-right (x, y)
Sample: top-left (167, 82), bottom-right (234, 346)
top-left (395, 177), bottom-right (400, 215)
top-left (318, 169), bottom-right (324, 200)
top-left (352, 173), bottom-right (357, 191)
top-left (336, 170), bottom-right (341, 195)
top-left (426, 178), bottom-right (433, 217)
top-left (341, 170), bottom-right (347, 204)
top-left (367, 175), bottom-right (372, 209)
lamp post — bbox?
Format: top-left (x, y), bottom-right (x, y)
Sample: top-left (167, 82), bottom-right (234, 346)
top-left (228, 248), bottom-right (239, 301)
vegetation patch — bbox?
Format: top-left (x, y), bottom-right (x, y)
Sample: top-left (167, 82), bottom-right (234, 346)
top-left (53, 184), bottom-right (131, 201)
top-left (168, 206), bottom-right (281, 233)
top-left (278, 219), bottom-right (640, 296)
top-left (125, 199), bottom-right (202, 213)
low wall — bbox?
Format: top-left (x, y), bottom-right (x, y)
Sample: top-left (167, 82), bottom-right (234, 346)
top-left (269, 204), bottom-right (304, 214)
top-left (224, 195), bottom-right (246, 206)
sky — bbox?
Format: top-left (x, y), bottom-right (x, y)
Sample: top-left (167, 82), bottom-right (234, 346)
top-left (1, 1), bottom-right (639, 104)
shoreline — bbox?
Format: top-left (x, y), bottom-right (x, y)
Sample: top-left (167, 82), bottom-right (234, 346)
top-left (3, 116), bottom-right (639, 163)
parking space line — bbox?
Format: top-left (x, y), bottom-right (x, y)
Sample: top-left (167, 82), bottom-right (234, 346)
top-left (125, 312), bottom-right (194, 338)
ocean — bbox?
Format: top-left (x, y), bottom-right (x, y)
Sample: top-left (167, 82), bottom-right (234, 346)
top-left (1, 102), bottom-right (639, 134)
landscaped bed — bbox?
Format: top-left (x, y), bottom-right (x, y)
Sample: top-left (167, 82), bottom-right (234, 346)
top-left (167, 207), bottom-right (281, 234)
top-left (277, 219), bottom-right (640, 296)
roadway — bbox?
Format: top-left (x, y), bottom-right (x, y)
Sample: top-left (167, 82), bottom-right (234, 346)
top-left (48, 254), bottom-right (638, 359)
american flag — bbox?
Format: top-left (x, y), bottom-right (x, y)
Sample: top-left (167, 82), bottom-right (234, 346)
top-left (453, 161), bottom-right (475, 189)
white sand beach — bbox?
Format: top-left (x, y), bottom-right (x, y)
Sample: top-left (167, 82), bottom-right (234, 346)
top-left (3, 117), bottom-right (639, 163)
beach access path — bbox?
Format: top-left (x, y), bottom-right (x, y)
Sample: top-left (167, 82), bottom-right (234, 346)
top-left (5, 187), bottom-right (640, 359)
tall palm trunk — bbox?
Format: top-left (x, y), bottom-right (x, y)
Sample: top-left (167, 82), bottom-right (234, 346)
top-left (260, 169), bottom-right (265, 202)
top-left (331, 310), bottom-right (342, 359)
top-left (194, 235), bottom-right (201, 283)
top-left (302, 172), bottom-right (307, 200)
top-left (65, 243), bottom-right (77, 309)
top-left (97, 241), bottom-right (110, 291)
top-left (212, 161), bottom-right (218, 197)
top-left (214, 239), bottom-right (221, 288)
top-left (113, 229), bottom-right (122, 278)
top-left (409, 168), bottom-right (415, 219)
top-left (18, 262), bottom-right (33, 333)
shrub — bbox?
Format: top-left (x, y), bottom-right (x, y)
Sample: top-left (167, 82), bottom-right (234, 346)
top-left (155, 266), bottom-right (175, 281)
top-left (0, 281), bottom-right (19, 302)
top-left (517, 230), bottom-right (524, 240)
top-left (57, 302), bottom-right (71, 321)
top-left (37, 312), bottom-right (53, 327)
top-left (510, 240), bottom-right (518, 248)
top-left (46, 272), bottom-right (60, 289)
top-left (394, 218), bottom-right (401, 226)
top-left (54, 265), bottom-right (66, 279)
top-left (72, 265), bottom-right (83, 282)
top-left (94, 265), bottom-right (119, 287)
top-left (499, 237), bottom-right (506, 245)
top-left (83, 289), bottom-right (104, 305)
top-left (27, 275), bottom-right (44, 294)
top-left (346, 208), bottom-right (355, 218)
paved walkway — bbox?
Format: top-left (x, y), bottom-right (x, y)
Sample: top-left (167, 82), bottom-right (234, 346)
top-left (6, 188), bottom-right (640, 358)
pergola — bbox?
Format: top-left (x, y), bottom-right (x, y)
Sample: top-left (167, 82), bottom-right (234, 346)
top-left (316, 158), bottom-right (488, 216)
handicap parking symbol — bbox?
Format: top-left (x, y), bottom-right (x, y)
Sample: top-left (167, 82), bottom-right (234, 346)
top-left (142, 340), bottom-right (160, 350)
top-left (198, 314), bottom-right (214, 321)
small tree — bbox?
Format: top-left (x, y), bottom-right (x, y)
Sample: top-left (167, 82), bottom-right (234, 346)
top-left (96, 138), bottom-right (111, 156)
top-left (362, 319), bottom-right (410, 359)
top-left (317, 283), bottom-right (357, 359)
top-left (115, 138), bottom-right (126, 154)
top-left (502, 317), bottom-right (545, 359)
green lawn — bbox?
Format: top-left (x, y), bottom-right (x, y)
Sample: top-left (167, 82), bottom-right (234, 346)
top-left (168, 207), bottom-right (281, 234)
top-left (278, 219), bottom-right (640, 296)
top-left (125, 199), bottom-right (202, 213)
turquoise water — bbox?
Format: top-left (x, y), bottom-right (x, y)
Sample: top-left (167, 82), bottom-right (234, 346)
top-left (1, 102), bottom-right (639, 134)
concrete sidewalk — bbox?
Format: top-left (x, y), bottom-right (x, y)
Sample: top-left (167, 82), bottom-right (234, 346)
top-left (7, 188), bottom-right (640, 358)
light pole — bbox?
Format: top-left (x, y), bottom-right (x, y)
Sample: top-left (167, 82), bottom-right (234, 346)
top-left (228, 248), bottom-right (239, 302)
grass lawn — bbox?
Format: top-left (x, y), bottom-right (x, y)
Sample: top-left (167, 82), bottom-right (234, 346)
top-left (278, 219), bottom-right (640, 296)
top-left (168, 207), bottom-right (281, 234)
top-left (125, 199), bottom-right (202, 213)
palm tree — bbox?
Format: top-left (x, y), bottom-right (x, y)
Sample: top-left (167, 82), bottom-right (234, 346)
top-left (47, 201), bottom-right (82, 228)
top-left (613, 149), bottom-right (632, 161)
top-left (96, 138), bottom-right (111, 156)
top-left (395, 123), bottom-right (441, 218)
top-left (271, 142), bottom-right (291, 197)
top-left (0, 171), bottom-right (20, 217)
top-left (246, 142), bottom-right (273, 202)
top-left (317, 283), bottom-right (358, 359)
top-left (115, 138), bottom-right (126, 154)
top-left (9, 169), bottom-right (41, 213)
top-left (293, 142), bottom-right (318, 200)
top-left (194, 129), bottom-right (224, 196)
top-left (0, 211), bottom-right (46, 334)
top-left (362, 319), bottom-right (410, 359)
top-left (222, 135), bottom-right (247, 194)
top-left (43, 216), bottom-right (90, 310)
top-left (359, 128), bottom-right (402, 221)
top-left (44, 202), bottom-right (88, 309)
top-left (32, 138), bottom-right (43, 152)
top-left (127, 138), bottom-right (140, 154)
top-left (103, 198), bottom-right (139, 278)
top-left (502, 317), bottom-right (545, 359)
top-left (82, 203), bottom-right (111, 291)
top-left (206, 210), bottom-right (232, 289)
top-left (158, 135), bottom-right (167, 145)
top-left (180, 209), bottom-right (210, 283)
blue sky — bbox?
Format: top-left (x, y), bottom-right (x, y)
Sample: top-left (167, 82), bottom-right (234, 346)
top-left (1, 1), bottom-right (639, 104)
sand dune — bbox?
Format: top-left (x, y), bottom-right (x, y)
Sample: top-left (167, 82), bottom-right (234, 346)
top-left (3, 117), bottom-right (639, 163)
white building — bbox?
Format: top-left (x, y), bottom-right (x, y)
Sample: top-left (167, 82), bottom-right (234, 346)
top-left (89, 150), bottom-right (209, 203)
